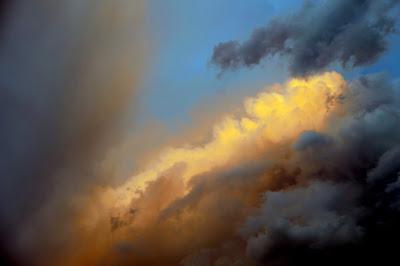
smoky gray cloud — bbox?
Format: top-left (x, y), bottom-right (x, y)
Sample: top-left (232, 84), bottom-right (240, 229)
top-left (0, 1), bottom-right (147, 265)
top-left (211, 0), bottom-right (400, 76)
top-left (241, 182), bottom-right (363, 261)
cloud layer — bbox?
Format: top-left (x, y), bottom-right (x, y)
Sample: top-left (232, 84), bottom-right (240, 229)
top-left (68, 72), bottom-right (400, 266)
top-left (211, 0), bottom-right (400, 76)
top-left (1, 1), bottom-right (400, 266)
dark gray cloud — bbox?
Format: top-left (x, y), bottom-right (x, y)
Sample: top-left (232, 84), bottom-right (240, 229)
top-left (241, 182), bottom-right (363, 261)
top-left (237, 74), bottom-right (400, 265)
top-left (211, 0), bottom-right (400, 76)
top-left (367, 146), bottom-right (400, 183)
top-left (293, 131), bottom-right (333, 151)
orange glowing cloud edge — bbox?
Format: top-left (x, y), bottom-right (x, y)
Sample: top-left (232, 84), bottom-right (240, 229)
top-left (98, 71), bottom-right (347, 211)
top-left (68, 71), bottom-right (350, 266)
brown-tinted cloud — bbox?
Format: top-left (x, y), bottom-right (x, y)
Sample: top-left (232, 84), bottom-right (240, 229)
top-left (0, 0), bottom-right (147, 265)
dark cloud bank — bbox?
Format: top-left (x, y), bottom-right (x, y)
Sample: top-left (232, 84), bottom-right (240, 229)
top-left (205, 1), bottom-right (400, 265)
top-left (211, 0), bottom-right (400, 76)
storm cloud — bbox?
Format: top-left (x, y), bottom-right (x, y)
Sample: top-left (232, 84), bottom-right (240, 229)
top-left (211, 0), bottom-right (400, 76)
top-left (1, 1), bottom-right (400, 266)
top-left (66, 72), bottom-right (400, 266)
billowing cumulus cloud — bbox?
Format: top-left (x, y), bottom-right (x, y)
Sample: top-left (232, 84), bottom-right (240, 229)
top-left (65, 72), bottom-right (400, 266)
top-left (1, 1), bottom-right (400, 266)
top-left (211, 0), bottom-right (400, 76)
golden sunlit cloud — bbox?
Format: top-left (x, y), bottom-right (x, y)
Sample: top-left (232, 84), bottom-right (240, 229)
top-left (113, 72), bottom-right (346, 205)
top-left (68, 70), bottom-right (400, 266)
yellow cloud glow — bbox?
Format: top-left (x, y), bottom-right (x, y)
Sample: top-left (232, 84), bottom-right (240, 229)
top-left (113, 72), bottom-right (346, 207)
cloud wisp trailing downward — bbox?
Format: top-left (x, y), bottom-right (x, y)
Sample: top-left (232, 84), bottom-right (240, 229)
top-left (0, 0), bottom-right (147, 265)
top-left (211, 0), bottom-right (400, 76)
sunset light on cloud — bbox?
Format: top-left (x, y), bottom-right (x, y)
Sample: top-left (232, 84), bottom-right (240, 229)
top-left (0, 1), bottom-right (400, 266)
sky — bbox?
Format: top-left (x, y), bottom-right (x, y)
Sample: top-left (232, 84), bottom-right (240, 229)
top-left (138, 0), bottom-right (297, 126)
top-left (139, 0), bottom-right (400, 128)
top-left (1, 1), bottom-right (400, 266)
